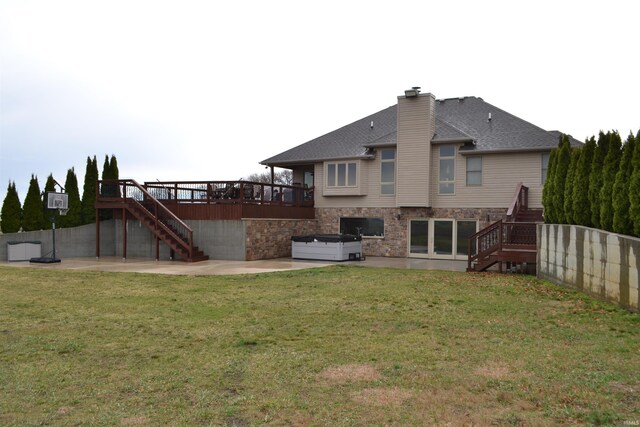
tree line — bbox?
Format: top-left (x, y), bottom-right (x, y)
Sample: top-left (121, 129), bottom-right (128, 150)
top-left (542, 130), bottom-right (640, 237)
top-left (0, 155), bottom-right (119, 233)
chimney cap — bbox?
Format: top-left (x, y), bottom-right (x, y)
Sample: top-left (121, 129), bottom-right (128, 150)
top-left (404, 87), bottom-right (421, 97)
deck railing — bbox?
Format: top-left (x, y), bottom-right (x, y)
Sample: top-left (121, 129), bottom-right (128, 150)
top-left (506, 182), bottom-right (528, 222)
top-left (144, 181), bottom-right (314, 207)
top-left (468, 220), bottom-right (537, 271)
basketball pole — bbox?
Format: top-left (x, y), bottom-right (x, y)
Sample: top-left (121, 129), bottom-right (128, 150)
top-left (51, 210), bottom-right (57, 261)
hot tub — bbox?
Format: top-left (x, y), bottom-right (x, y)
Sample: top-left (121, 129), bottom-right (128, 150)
top-left (291, 234), bottom-right (362, 261)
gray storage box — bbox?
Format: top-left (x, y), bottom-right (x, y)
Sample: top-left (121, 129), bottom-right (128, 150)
top-left (7, 241), bottom-right (42, 261)
top-left (291, 234), bottom-right (362, 261)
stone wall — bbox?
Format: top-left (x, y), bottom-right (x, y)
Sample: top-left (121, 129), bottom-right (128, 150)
top-left (538, 224), bottom-right (639, 312)
top-left (315, 207), bottom-right (507, 257)
top-left (244, 219), bottom-right (318, 260)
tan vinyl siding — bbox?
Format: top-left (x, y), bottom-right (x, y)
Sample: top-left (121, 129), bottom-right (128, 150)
top-left (315, 157), bottom-right (398, 208)
top-left (396, 93), bottom-right (435, 207)
top-left (430, 149), bottom-right (545, 208)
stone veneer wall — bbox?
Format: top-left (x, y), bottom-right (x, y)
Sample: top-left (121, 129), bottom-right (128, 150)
top-left (538, 224), bottom-right (639, 312)
top-left (315, 207), bottom-right (507, 257)
top-left (244, 219), bottom-right (318, 261)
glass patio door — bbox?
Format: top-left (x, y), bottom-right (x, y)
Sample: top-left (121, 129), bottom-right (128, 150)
top-left (409, 219), bottom-right (477, 259)
top-left (409, 220), bottom-right (429, 257)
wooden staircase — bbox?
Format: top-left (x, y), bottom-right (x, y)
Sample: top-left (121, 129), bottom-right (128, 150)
top-left (97, 179), bottom-right (209, 262)
top-left (467, 183), bottom-right (540, 273)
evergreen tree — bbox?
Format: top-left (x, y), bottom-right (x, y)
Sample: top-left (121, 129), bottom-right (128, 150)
top-left (59, 168), bottom-right (82, 228)
top-left (563, 148), bottom-right (580, 225)
top-left (542, 149), bottom-right (558, 223)
top-left (109, 154), bottom-right (120, 197)
top-left (22, 175), bottom-right (44, 231)
top-left (552, 135), bottom-right (571, 224)
top-left (100, 155), bottom-right (113, 219)
top-left (81, 156), bottom-right (99, 224)
top-left (599, 131), bottom-right (622, 231)
top-left (1, 181), bottom-right (22, 233)
top-left (42, 174), bottom-right (58, 230)
top-left (572, 136), bottom-right (595, 227)
top-left (629, 130), bottom-right (640, 237)
top-left (612, 133), bottom-right (636, 235)
top-left (589, 132), bottom-right (609, 229)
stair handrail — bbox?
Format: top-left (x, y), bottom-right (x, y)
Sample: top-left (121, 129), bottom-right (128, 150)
top-left (468, 219), bottom-right (503, 271)
top-left (506, 182), bottom-right (528, 222)
top-left (98, 179), bottom-right (195, 259)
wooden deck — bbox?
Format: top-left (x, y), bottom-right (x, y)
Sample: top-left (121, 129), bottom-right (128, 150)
top-left (96, 180), bottom-right (315, 220)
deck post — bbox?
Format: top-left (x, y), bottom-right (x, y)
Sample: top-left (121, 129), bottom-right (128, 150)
top-left (96, 209), bottom-right (100, 259)
top-left (122, 208), bottom-right (127, 260)
top-left (155, 237), bottom-right (159, 261)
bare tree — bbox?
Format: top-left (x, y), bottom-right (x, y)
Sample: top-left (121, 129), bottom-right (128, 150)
top-left (244, 169), bottom-right (292, 185)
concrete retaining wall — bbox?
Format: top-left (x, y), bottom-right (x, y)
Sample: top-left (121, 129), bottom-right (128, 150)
top-left (112, 219), bottom-right (245, 260)
top-left (1, 221), bottom-right (116, 261)
top-left (3, 218), bottom-right (318, 262)
top-left (538, 224), bottom-right (640, 312)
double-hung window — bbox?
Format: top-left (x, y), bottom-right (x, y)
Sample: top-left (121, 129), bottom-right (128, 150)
top-left (439, 146), bottom-right (456, 194)
top-left (466, 156), bottom-right (482, 186)
top-left (541, 152), bottom-right (550, 184)
top-left (327, 161), bottom-right (357, 187)
top-left (380, 148), bottom-right (396, 195)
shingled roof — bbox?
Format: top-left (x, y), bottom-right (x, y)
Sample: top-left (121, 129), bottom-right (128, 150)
top-left (261, 96), bottom-right (576, 166)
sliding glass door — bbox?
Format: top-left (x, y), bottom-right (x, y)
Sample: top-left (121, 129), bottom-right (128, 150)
top-left (409, 219), bottom-right (477, 259)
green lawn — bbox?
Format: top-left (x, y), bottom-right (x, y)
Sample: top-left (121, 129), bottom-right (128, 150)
top-left (1, 265), bottom-right (639, 426)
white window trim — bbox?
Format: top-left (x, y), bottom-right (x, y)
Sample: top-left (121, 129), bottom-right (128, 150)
top-left (380, 148), bottom-right (396, 196)
top-left (541, 152), bottom-right (550, 184)
top-left (466, 156), bottom-right (482, 186)
top-left (326, 161), bottom-right (358, 188)
top-left (438, 146), bottom-right (456, 195)
top-left (408, 218), bottom-right (478, 260)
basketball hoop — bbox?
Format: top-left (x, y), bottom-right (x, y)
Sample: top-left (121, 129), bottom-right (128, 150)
top-left (59, 208), bottom-right (69, 216)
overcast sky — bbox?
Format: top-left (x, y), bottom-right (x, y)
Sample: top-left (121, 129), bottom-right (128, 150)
top-left (1, 0), bottom-right (639, 199)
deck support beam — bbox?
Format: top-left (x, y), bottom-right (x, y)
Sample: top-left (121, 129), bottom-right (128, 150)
top-left (95, 209), bottom-right (100, 259)
top-left (122, 208), bottom-right (127, 260)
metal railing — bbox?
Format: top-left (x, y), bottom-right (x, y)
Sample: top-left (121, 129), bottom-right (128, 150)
top-left (144, 180), bottom-right (314, 207)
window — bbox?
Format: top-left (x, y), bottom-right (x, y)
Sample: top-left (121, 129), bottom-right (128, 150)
top-left (380, 148), bottom-right (396, 195)
top-left (340, 217), bottom-right (384, 237)
top-left (327, 161), bottom-right (357, 187)
top-left (541, 152), bottom-right (550, 184)
top-left (408, 218), bottom-right (477, 259)
top-left (466, 156), bottom-right (482, 186)
top-left (439, 146), bottom-right (455, 194)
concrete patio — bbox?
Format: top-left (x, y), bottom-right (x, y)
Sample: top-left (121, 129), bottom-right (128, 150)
top-left (2, 256), bottom-right (467, 276)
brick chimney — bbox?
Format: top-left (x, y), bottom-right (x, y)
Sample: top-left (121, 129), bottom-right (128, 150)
top-left (395, 88), bottom-right (436, 207)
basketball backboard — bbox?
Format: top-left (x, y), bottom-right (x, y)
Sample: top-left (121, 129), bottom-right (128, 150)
top-left (46, 192), bottom-right (69, 210)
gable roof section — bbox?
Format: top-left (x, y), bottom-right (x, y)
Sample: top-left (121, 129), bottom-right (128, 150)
top-left (261, 96), bottom-right (577, 166)
top-left (261, 105), bottom-right (396, 166)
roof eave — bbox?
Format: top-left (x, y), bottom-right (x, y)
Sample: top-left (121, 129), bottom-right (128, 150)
top-left (457, 147), bottom-right (555, 155)
top-left (261, 154), bottom-right (374, 168)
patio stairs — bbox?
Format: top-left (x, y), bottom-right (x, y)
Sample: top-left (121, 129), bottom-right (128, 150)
top-left (96, 179), bottom-right (208, 262)
top-left (467, 183), bottom-right (540, 274)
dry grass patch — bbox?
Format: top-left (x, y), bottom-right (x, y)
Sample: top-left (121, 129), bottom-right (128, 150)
top-left (120, 415), bottom-right (149, 426)
top-left (475, 361), bottom-right (513, 379)
top-left (351, 387), bottom-right (414, 407)
top-left (318, 363), bottom-right (380, 384)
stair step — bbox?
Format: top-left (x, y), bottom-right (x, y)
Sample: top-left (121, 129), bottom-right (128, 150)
top-left (123, 198), bottom-right (208, 263)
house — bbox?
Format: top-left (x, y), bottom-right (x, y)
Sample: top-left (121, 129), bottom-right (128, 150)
top-left (92, 87), bottom-right (578, 270)
top-left (261, 88), bottom-right (577, 266)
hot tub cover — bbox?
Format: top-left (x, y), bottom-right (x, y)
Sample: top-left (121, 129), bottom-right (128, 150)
top-left (291, 234), bottom-right (362, 243)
